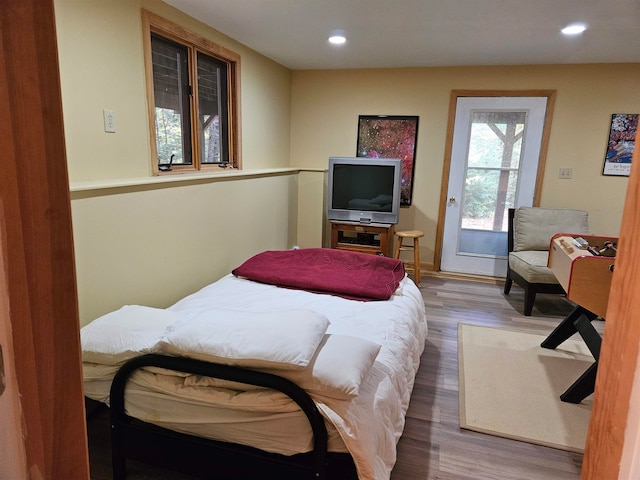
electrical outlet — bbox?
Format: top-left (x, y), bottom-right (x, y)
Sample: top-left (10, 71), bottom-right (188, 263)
top-left (103, 109), bottom-right (116, 133)
top-left (559, 167), bottom-right (573, 179)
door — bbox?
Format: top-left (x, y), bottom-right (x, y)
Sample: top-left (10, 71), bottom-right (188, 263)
top-left (0, 1), bottom-right (90, 477)
top-left (440, 96), bottom-right (548, 276)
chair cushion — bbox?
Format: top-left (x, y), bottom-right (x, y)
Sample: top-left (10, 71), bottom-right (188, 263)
top-left (509, 251), bottom-right (560, 284)
top-left (514, 207), bottom-right (589, 251)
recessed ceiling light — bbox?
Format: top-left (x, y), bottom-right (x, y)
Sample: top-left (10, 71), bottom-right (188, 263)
top-left (328, 35), bottom-right (346, 45)
top-left (328, 29), bottom-right (346, 45)
top-left (561, 23), bottom-right (587, 35)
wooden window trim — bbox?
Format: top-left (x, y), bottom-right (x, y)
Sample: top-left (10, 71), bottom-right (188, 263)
top-left (141, 9), bottom-right (242, 175)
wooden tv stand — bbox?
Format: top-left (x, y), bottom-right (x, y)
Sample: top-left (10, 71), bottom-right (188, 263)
top-left (330, 221), bottom-right (395, 257)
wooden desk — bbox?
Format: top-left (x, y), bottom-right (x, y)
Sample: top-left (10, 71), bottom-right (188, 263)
top-left (542, 233), bottom-right (617, 403)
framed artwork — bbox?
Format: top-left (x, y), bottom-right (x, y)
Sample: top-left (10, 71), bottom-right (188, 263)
top-left (357, 115), bottom-right (419, 205)
top-left (602, 113), bottom-right (638, 177)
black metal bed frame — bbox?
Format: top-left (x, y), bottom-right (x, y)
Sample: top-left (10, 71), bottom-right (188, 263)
top-left (109, 353), bottom-right (358, 480)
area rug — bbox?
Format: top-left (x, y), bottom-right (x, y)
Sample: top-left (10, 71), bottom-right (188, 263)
top-left (458, 323), bottom-right (594, 453)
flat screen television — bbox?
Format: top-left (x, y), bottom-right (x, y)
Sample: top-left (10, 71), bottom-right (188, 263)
top-left (327, 156), bottom-right (402, 225)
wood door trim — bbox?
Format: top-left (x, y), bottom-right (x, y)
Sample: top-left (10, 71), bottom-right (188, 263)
top-left (581, 145), bottom-right (640, 479)
top-left (0, 1), bottom-right (90, 477)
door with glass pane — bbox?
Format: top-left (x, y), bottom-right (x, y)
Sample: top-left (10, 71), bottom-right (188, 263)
top-left (440, 96), bottom-right (548, 276)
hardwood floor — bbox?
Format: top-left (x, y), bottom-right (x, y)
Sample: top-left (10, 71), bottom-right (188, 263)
top-left (87, 275), bottom-right (595, 479)
top-left (390, 275), bottom-right (591, 480)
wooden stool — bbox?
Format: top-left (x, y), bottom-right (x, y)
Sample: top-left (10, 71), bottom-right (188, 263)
top-left (394, 230), bottom-right (424, 284)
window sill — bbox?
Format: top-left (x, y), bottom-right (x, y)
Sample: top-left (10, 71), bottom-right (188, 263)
top-left (69, 168), bottom-right (321, 193)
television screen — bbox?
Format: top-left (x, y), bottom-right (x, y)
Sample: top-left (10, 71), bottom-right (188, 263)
top-left (327, 157), bottom-right (402, 224)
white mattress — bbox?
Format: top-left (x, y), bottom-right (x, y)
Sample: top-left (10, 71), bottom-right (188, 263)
top-left (83, 273), bottom-right (427, 480)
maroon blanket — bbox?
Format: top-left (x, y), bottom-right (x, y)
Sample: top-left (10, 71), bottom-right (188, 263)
top-left (232, 248), bottom-right (405, 301)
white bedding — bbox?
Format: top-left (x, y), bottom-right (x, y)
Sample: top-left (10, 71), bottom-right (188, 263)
top-left (82, 273), bottom-right (427, 480)
top-left (157, 308), bottom-right (331, 370)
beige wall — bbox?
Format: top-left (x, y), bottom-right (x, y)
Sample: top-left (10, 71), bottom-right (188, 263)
top-left (71, 174), bottom-right (296, 324)
top-left (55, 0), bottom-right (297, 325)
top-left (55, 1), bottom-right (640, 323)
top-left (55, 0), bottom-right (292, 180)
top-left (290, 64), bottom-right (640, 267)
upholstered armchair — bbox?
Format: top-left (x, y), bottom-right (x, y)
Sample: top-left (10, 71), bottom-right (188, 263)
top-left (504, 207), bottom-right (589, 316)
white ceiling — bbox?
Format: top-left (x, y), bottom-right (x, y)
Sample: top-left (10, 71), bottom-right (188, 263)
top-left (164, 0), bottom-right (640, 70)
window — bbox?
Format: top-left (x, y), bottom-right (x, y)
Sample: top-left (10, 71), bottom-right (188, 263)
top-left (142, 11), bottom-right (241, 174)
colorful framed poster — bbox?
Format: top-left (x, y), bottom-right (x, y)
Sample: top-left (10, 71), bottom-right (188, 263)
top-left (603, 113), bottom-right (638, 176)
top-left (357, 115), bottom-right (419, 206)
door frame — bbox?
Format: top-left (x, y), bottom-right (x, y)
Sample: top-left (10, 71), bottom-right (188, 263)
top-left (434, 89), bottom-right (557, 273)
top-left (0, 0), bottom-right (90, 477)
top-left (584, 142), bottom-right (640, 478)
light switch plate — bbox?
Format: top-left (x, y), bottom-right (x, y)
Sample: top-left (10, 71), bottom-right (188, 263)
top-left (559, 167), bottom-right (573, 179)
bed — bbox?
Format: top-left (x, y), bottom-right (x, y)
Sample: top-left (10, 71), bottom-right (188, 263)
top-left (82, 248), bottom-right (428, 480)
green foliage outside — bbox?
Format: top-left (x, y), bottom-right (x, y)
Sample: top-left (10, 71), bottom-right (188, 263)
top-left (462, 122), bottom-right (521, 222)
top-left (156, 108), bottom-right (184, 164)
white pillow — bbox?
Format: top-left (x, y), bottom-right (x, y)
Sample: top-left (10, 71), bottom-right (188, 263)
top-left (265, 334), bottom-right (381, 400)
top-left (183, 334), bottom-right (381, 400)
top-left (81, 305), bottom-right (181, 365)
top-left (157, 309), bottom-right (330, 370)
